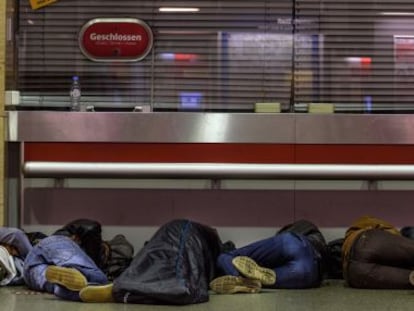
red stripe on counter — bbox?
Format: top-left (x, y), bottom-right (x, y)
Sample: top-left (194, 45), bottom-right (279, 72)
top-left (24, 142), bottom-right (414, 164)
top-left (295, 145), bottom-right (414, 164)
top-left (24, 143), bottom-right (295, 163)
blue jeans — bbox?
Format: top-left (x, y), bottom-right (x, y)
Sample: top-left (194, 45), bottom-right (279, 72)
top-left (24, 235), bottom-right (108, 301)
top-left (217, 232), bottom-right (321, 288)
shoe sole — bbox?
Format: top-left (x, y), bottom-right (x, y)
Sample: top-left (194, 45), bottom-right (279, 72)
top-left (210, 275), bottom-right (261, 294)
top-left (80, 283), bottom-right (114, 303)
top-left (45, 266), bottom-right (87, 291)
top-left (232, 256), bottom-right (276, 286)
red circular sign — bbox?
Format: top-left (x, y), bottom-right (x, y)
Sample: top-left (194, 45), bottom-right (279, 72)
top-left (79, 18), bottom-right (153, 62)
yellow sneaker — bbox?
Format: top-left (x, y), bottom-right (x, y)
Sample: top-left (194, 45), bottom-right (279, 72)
top-left (79, 283), bottom-right (114, 303)
top-left (45, 266), bottom-right (88, 291)
top-left (232, 256), bottom-right (276, 286)
top-left (210, 275), bottom-right (261, 294)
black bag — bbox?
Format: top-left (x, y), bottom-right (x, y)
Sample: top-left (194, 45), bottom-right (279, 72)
top-left (103, 234), bottom-right (134, 281)
top-left (53, 218), bottom-right (104, 268)
top-left (325, 238), bottom-right (344, 279)
top-left (400, 226), bottom-right (414, 239)
top-left (112, 219), bottom-right (222, 305)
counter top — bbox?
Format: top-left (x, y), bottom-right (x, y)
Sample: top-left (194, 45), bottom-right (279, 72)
top-left (7, 111), bottom-right (414, 144)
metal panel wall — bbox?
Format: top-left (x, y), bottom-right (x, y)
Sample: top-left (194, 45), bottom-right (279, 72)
top-left (8, 111), bottom-right (414, 232)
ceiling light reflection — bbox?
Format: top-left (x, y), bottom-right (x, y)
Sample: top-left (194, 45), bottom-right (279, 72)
top-left (380, 12), bottom-right (414, 16)
top-left (159, 7), bottom-right (200, 13)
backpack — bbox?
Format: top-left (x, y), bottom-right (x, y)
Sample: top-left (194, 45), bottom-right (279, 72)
top-left (103, 234), bottom-right (134, 281)
top-left (325, 238), bottom-right (344, 279)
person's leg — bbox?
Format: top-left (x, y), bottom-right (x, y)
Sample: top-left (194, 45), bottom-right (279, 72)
top-left (210, 256), bottom-right (271, 295)
top-left (44, 236), bottom-right (107, 284)
top-left (352, 229), bottom-right (414, 268)
top-left (24, 263), bottom-right (54, 293)
top-left (216, 253), bottom-right (241, 276)
top-left (0, 228), bottom-right (32, 257)
top-left (24, 250), bottom-right (88, 294)
top-left (270, 233), bottom-right (321, 288)
top-left (217, 232), bottom-right (320, 289)
top-left (8, 257), bottom-right (25, 286)
top-left (54, 284), bottom-right (88, 301)
top-left (345, 229), bottom-right (414, 288)
top-left (24, 235), bottom-right (108, 301)
top-left (347, 260), bottom-right (412, 289)
top-left (217, 234), bottom-right (287, 276)
top-left (216, 236), bottom-right (279, 286)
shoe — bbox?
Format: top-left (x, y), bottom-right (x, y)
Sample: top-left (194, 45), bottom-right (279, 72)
top-left (45, 266), bottom-right (87, 291)
top-left (209, 275), bottom-right (261, 294)
top-left (79, 283), bottom-right (114, 303)
top-left (232, 256), bottom-right (276, 286)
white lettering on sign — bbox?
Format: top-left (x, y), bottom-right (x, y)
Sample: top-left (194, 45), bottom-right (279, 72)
top-left (89, 33), bottom-right (142, 42)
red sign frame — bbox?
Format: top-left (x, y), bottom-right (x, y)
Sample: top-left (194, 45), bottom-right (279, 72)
top-left (79, 18), bottom-right (153, 62)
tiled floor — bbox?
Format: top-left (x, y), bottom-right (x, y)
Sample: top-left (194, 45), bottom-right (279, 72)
top-left (2, 280), bottom-right (414, 311)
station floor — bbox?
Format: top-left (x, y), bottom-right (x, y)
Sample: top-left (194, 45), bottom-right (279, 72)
top-left (2, 280), bottom-right (414, 311)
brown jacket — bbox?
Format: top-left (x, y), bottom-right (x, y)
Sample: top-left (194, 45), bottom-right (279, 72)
top-left (342, 216), bottom-right (400, 269)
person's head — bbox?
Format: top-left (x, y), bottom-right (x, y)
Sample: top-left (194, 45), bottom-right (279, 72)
top-left (54, 218), bottom-right (104, 268)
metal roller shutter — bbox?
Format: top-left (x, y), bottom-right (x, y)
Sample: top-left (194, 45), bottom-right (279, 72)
top-left (17, 0), bottom-right (414, 112)
top-left (17, 0), bottom-right (294, 111)
top-left (294, 0), bottom-right (414, 112)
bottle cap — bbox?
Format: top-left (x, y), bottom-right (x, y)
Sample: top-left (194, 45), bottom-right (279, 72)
top-left (72, 75), bottom-right (79, 81)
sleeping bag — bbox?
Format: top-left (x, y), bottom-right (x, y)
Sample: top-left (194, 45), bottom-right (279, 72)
top-left (112, 219), bottom-right (222, 305)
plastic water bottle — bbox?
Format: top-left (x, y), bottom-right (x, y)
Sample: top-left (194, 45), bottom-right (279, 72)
top-left (70, 75), bottom-right (82, 111)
